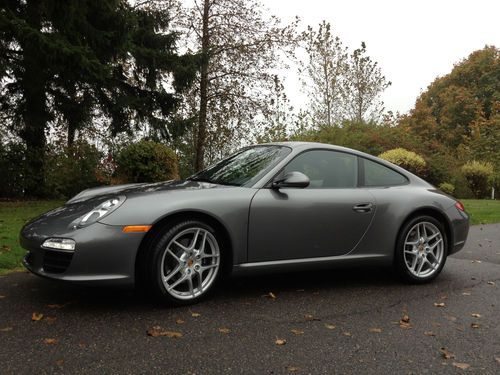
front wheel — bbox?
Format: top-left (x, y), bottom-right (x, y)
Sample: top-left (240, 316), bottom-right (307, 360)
top-left (394, 216), bottom-right (448, 283)
top-left (147, 220), bottom-right (222, 306)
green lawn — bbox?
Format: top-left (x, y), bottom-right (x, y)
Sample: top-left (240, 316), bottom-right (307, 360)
top-left (461, 199), bottom-right (500, 225)
top-left (0, 200), bottom-right (63, 274)
top-left (0, 199), bottom-right (499, 275)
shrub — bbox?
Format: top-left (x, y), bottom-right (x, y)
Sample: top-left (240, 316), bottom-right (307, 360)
top-left (45, 141), bottom-right (103, 199)
top-left (378, 148), bottom-right (427, 176)
top-left (461, 160), bottom-right (494, 198)
top-left (115, 140), bottom-right (179, 183)
top-left (438, 182), bottom-right (455, 195)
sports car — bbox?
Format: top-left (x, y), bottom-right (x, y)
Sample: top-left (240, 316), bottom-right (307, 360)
top-left (20, 142), bottom-right (469, 305)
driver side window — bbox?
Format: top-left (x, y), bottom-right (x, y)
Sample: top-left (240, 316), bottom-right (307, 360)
top-left (283, 150), bottom-right (358, 188)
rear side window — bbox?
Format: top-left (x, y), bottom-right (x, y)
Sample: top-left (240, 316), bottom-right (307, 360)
top-left (362, 158), bottom-right (408, 186)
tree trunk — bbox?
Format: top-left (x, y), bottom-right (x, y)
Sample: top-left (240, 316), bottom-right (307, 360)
top-left (21, 1), bottom-right (47, 197)
top-left (194, 0), bottom-right (210, 172)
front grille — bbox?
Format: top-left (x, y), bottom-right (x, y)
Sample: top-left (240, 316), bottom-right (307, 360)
top-left (43, 249), bottom-right (74, 274)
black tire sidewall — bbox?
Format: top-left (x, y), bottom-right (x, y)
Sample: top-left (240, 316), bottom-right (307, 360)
top-left (147, 220), bottom-right (221, 306)
top-left (395, 215), bottom-right (448, 284)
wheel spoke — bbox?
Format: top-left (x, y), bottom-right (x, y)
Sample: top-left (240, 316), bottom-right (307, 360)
top-left (201, 263), bottom-right (218, 272)
top-left (188, 277), bottom-right (195, 298)
top-left (166, 249), bottom-right (181, 263)
top-left (416, 257), bottom-right (425, 276)
top-left (427, 232), bottom-right (440, 241)
top-left (429, 238), bottom-right (442, 250)
top-left (425, 258), bottom-right (437, 270)
top-left (196, 270), bottom-right (204, 292)
top-left (168, 272), bottom-right (189, 291)
top-left (189, 229), bottom-right (201, 250)
top-left (410, 253), bottom-right (419, 271)
top-left (421, 223), bottom-right (427, 239)
top-left (164, 264), bottom-right (182, 282)
top-left (199, 231), bottom-right (208, 255)
top-left (173, 241), bottom-right (189, 252)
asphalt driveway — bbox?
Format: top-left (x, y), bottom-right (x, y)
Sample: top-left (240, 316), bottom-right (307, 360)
top-left (0, 224), bottom-right (499, 374)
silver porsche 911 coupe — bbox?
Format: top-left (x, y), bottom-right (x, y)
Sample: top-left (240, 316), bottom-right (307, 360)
top-left (21, 142), bottom-right (469, 305)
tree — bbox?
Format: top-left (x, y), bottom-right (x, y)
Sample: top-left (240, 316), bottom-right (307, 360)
top-left (299, 21), bottom-right (347, 128)
top-left (174, 0), bottom-right (299, 171)
top-left (341, 42), bottom-right (391, 122)
top-left (0, 0), bottom-right (197, 196)
top-left (402, 46), bottom-right (499, 181)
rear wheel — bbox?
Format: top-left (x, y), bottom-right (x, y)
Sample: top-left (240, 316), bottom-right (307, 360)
top-left (395, 215), bottom-right (448, 283)
top-left (146, 220), bottom-right (221, 305)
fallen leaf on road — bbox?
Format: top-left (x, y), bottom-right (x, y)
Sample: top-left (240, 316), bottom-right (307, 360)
top-left (452, 362), bottom-right (470, 370)
top-left (304, 314), bottom-right (320, 321)
top-left (440, 347), bottom-right (455, 359)
top-left (287, 366), bottom-right (300, 372)
top-left (31, 312), bottom-right (44, 321)
top-left (471, 260), bottom-right (482, 263)
top-left (324, 324), bottom-right (336, 330)
top-left (1, 245), bottom-right (11, 252)
top-left (191, 312), bottom-right (201, 318)
top-left (218, 327), bottom-right (230, 334)
top-left (494, 356), bottom-right (500, 364)
top-left (369, 328), bottom-right (382, 333)
top-left (434, 302), bottom-right (446, 307)
top-left (487, 281), bottom-right (495, 286)
top-left (471, 313), bottom-right (481, 318)
top-left (399, 314), bottom-right (411, 329)
top-left (0, 295), bottom-right (5, 299)
top-left (471, 323), bottom-right (480, 329)
top-left (0, 327), bottom-right (13, 332)
top-left (275, 338), bottom-right (286, 346)
top-left (55, 359), bottom-right (64, 366)
top-left (43, 338), bottom-right (58, 345)
top-left (291, 329), bottom-right (304, 335)
top-left (424, 331), bottom-right (435, 336)
top-left (264, 292), bottom-right (277, 299)
top-left (462, 292), bottom-right (471, 296)
top-left (147, 326), bottom-right (182, 338)
top-left (176, 319), bottom-right (185, 325)
top-left (343, 331), bottom-right (352, 337)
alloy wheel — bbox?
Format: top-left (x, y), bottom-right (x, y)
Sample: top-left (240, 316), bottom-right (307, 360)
top-left (160, 227), bottom-right (220, 300)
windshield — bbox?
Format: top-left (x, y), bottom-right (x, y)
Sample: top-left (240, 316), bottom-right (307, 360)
top-left (189, 145), bottom-right (291, 187)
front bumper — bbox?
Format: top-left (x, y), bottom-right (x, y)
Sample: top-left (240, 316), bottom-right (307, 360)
top-left (21, 222), bottom-right (144, 286)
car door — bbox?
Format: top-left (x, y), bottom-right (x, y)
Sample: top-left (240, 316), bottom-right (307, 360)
top-left (248, 149), bottom-right (375, 262)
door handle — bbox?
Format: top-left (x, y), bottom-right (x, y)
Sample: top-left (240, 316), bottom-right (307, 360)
top-left (353, 203), bottom-right (373, 213)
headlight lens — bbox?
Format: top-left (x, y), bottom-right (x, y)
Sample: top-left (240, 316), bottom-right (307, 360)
top-left (42, 238), bottom-right (76, 251)
top-left (76, 196), bottom-right (126, 227)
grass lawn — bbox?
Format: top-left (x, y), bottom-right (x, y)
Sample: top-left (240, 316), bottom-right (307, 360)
top-left (0, 200), bottom-right (63, 275)
top-left (461, 199), bottom-right (500, 225)
top-left (0, 198), bottom-right (499, 275)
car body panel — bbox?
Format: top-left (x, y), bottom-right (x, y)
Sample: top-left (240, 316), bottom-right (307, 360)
top-left (248, 188), bottom-right (375, 261)
top-left (19, 142), bottom-right (470, 285)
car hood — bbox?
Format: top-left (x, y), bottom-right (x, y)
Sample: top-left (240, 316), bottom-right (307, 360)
top-left (21, 180), bottom-right (230, 238)
top-left (67, 180), bottom-right (227, 203)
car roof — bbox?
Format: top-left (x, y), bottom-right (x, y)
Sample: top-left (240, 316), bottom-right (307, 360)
top-left (260, 141), bottom-right (368, 156)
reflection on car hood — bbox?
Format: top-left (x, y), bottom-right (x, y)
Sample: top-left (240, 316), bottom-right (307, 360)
top-left (67, 180), bottom-right (227, 204)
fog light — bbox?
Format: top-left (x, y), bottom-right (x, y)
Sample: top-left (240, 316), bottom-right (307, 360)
top-left (42, 238), bottom-right (76, 251)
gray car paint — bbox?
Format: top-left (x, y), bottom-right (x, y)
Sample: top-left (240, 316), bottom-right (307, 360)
top-left (20, 142), bottom-right (469, 285)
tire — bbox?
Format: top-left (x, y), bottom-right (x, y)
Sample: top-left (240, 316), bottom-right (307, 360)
top-left (394, 215), bottom-right (448, 284)
top-left (145, 220), bottom-right (222, 306)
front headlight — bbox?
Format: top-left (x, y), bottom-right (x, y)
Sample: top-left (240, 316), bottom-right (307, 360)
top-left (75, 196), bottom-right (126, 228)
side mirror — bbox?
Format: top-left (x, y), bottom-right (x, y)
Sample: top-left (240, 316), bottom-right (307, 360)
top-left (272, 171), bottom-right (310, 189)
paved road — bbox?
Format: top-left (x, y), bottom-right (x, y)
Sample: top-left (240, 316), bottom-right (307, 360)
top-left (1, 225), bottom-right (499, 374)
